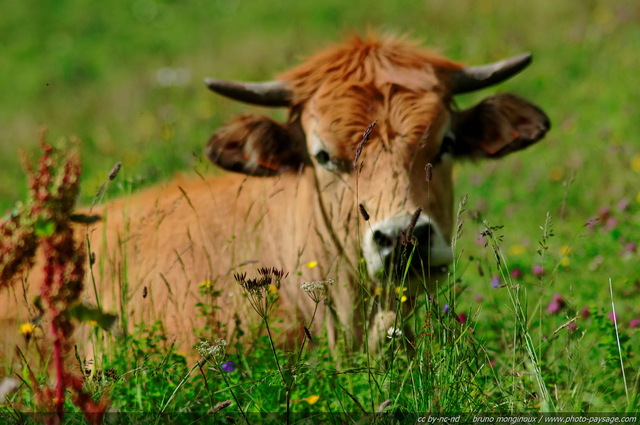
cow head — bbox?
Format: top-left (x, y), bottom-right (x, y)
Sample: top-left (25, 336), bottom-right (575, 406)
top-left (204, 35), bottom-right (549, 291)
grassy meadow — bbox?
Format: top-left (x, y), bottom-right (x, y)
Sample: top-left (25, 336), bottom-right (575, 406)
top-left (1, 0), bottom-right (640, 421)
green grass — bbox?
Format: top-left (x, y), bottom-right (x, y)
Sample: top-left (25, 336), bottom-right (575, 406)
top-left (2, 0), bottom-right (640, 420)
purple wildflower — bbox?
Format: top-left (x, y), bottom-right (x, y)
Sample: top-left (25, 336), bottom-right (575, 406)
top-left (567, 322), bottom-right (577, 332)
top-left (605, 217), bottom-right (618, 231)
top-left (457, 312), bottom-right (468, 324)
top-left (629, 318), bottom-right (640, 328)
top-left (620, 242), bottom-right (636, 258)
top-left (547, 293), bottom-right (565, 315)
top-left (581, 306), bottom-right (591, 319)
top-left (221, 361), bottom-right (236, 372)
top-left (617, 198), bottom-right (630, 212)
top-left (608, 312), bottom-right (619, 323)
top-left (442, 304), bottom-right (450, 313)
top-left (532, 264), bottom-right (544, 277)
top-left (490, 275), bottom-right (500, 289)
top-left (510, 268), bottom-right (523, 279)
top-left (598, 206), bottom-right (611, 221)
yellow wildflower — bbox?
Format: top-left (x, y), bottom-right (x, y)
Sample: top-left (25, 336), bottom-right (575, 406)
top-left (88, 320), bottom-right (98, 327)
top-left (268, 284), bottom-right (278, 295)
top-left (400, 295), bottom-right (407, 303)
top-left (508, 244), bottom-right (526, 256)
top-left (395, 286), bottom-right (407, 295)
top-left (19, 323), bottom-right (36, 335)
top-left (305, 395), bottom-right (320, 404)
top-left (199, 280), bottom-right (213, 289)
top-left (374, 287), bottom-right (382, 296)
top-left (560, 246), bottom-right (571, 256)
top-left (631, 155), bottom-right (640, 173)
top-left (306, 261), bottom-right (318, 269)
top-left (560, 257), bottom-right (570, 267)
top-left (549, 166), bottom-right (564, 182)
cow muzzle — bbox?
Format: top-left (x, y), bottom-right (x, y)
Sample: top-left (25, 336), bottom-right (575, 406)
top-left (362, 213), bottom-right (453, 287)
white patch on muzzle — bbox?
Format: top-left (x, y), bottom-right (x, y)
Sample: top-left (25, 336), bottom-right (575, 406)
top-left (361, 213), bottom-right (453, 279)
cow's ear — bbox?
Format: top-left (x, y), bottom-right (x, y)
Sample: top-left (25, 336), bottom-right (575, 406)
top-left (451, 94), bottom-right (550, 159)
top-left (205, 114), bottom-right (307, 176)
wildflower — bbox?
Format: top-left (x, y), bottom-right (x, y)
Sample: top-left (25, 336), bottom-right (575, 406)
top-left (474, 294), bottom-right (484, 303)
top-left (387, 327), bottom-right (402, 339)
top-left (559, 246), bottom-right (571, 256)
top-left (221, 361), bottom-right (236, 372)
top-left (300, 279), bottom-right (333, 304)
top-left (597, 206), bottom-right (611, 221)
top-left (604, 217), bottom-right (618, 231)
top-left (629, 318), bottom-right (640, 328)
top-left (475, 234), bottom-right (486, 246)
top-left (608, 312), bottom-right (619, 323)
top-left (457, 312), bottom-right (468, 324)
top-left (581, 306), bottom-right (591, 319)
top-left (620, 242), bottom-right (636, 258)
top-left (306, 261), bottom-right (318, 269)
top-left (297, 395), bottom-right (320, 405)
top-left (400, 295), bottom-right (407, 303)
top-left (617, 198), bottom-right (630, 212)
top-left (490, 275), bottom-right (500, 289)
top-left (442, 304), bottom-right (450, 313)
top-left (547, 293), bottom-right (565, 314)
top-left (631, 154), bottom-right (640, 173)
top-left (199, 280), bottom-right (213, 289)
top-left (196, 339), bottom-right (228, 363)
top-left (235, 267), bottom-right (287, 318)
top-left (508, 244), bottom-right (525, 256)
top-left (560, 257), bottom-right (570, 267)
top-left (19, 322), bottom-right (37, 335)
top-left (567, 322), bottom-right (578, 332)
top-left (373, 287), bottom-right (382, 296)
top-left (549, 166), bottom-right (564, 182)
top-left (588, 256), bottom-right (603, 271)
top-left (510, 268), bottom-right (523, 279)
top-left (532, 264), bottom-right (544, 277)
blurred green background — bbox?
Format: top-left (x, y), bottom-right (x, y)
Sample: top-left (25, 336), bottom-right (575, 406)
top-left (1, 0), bottom-right (639, 303)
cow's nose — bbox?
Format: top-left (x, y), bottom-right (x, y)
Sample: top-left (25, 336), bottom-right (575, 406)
top-left (371, 222), bottom-right (435, 251)
top-left (362, 214), bottom-right (453, 280)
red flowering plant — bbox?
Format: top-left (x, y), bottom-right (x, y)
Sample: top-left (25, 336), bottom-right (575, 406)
top-left (0, 136), bottom-right (114, 424)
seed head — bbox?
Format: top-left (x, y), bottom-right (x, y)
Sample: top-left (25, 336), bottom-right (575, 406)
top-left (108, 162), bottom-right (122, 181)
top-left (402, 207), bottom-right (422, 246)
top-left (300, 279), bottom-right (333, 304)
top-left (425, 163), bottom-right (433, 182)
top-left (358, 203), bottom-right (370, 221)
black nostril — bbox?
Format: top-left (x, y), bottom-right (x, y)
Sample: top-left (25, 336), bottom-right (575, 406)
top-left (373, 230), bottom-right (395, 249)
top-left (412, 223), bottom-right (435, 247)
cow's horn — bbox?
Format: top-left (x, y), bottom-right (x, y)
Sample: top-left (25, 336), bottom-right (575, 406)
top-left (204, 78), bottom-right (292, 107)
top-left (453, 53), bottom-right (532, 94)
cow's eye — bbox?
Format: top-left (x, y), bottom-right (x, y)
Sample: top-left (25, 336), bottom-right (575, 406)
top-left (314, 150), bottom-right (332, 166)
top-left (433, 133), bottom-right (455, 164)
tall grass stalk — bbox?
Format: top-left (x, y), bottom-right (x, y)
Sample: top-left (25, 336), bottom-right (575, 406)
top-left (482, 220), bottom-right (555, 412)
top-left (608, 278), bottom-right (629, 405)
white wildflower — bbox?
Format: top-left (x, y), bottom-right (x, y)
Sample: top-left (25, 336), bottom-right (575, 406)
top-left (386, 327), bottom-right (402, 339)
